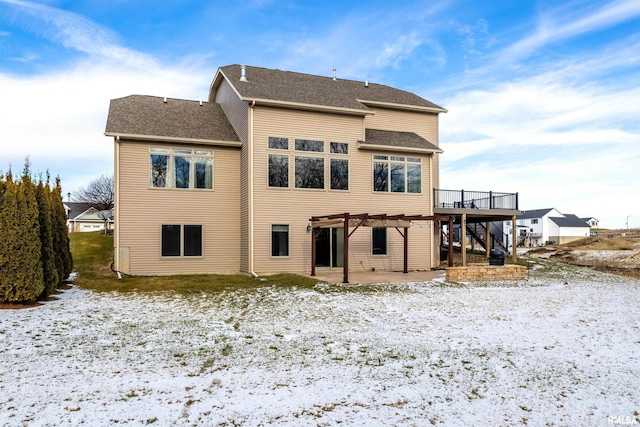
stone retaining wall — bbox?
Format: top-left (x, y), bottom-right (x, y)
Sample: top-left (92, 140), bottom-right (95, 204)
top-left (446, 264), bottom-right (526, 282)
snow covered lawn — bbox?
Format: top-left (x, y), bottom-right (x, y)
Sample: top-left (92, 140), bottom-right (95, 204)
top-left (1, 264), bottom-right (638, 426)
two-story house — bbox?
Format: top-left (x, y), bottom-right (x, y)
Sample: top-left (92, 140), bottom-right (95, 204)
top-left (508, 208), bottom-right (590, 247)
top-left (105, 64), bottom-right (519, 279)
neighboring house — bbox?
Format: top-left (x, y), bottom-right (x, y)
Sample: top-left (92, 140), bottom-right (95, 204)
top-left (581, 217), bottom-right (599, 228)
top-left (504, 208), bottom-right (590, 247)
top-left (105, 64), bottom-right (518, 277)
top-left (65, 202), bottom-right (114, 232)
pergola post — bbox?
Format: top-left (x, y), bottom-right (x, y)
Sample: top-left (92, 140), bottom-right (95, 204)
top-left (342, 213), bottom-right (349, 284)
top-left (310, 228), bottom-right (316, 277)
top-left (403, 227), bottom-right (408, 273)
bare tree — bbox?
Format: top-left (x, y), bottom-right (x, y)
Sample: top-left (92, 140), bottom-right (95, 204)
top-left (73, 173), bottom-right (114, 211)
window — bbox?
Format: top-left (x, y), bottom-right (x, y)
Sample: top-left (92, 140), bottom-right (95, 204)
top-left (162, 224), bottom-right (202, 257)
top-left (330, 142), bottom-right (349, 191)
top-left (150, 148), bottom-right (213, 189)
top-left (372, 227), bottom-right (387, 255)
top-left (268, 155), bottom-right (289, 187)
top-left (267, 137), bottom-right (349, 190)
top-left (330, 159), bottom-right (349, 190)
top-left (271, 224), bottom-right (289, 257)
top-left (295, 156), bottom-right (324, 189)
top-left (531, 219), bottom-right (539, 224)
top-left (295, 139), bottom-right (324, 152)
top-left (372, 155), bottom-right (421, 193)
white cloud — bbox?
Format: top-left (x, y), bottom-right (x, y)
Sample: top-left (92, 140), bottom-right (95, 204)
top-left (499, 0), bottom-right (640, 62)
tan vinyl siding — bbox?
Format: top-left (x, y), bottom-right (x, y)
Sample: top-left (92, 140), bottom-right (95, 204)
top-left (116, 140), bottom-right (241, 275)
top-left (250, 106), bottom-right (434, 275)
top-left (214, 79), bottom-right (249, 144)
top-left (214, 78), bottom-right (250, 272)
top-left (364, 108), bottom-right (440, 144)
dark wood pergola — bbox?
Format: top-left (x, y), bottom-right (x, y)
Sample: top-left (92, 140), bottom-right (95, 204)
top-left (309, 213), bottom-right (455, 283)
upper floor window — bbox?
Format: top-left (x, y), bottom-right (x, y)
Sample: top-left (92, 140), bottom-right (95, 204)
top-left (372, 155), bottom-right (421, 194)
top-left (531, 219), bottom-right (539, 224)
top-left (150, 147), bottom-right (213, 190)
top-left (267, 137), bottom-right (349, 191)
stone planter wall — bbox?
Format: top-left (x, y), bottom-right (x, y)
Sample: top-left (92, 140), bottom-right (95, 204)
top-left (446, 264), bottom-right (526, 282)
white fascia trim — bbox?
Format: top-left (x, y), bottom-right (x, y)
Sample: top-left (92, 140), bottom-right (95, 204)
top-left (242, 97), bottom-right (373, 116)
top-left (105, 132), bottom-right (242, 147)
top-left (357, 99), bottom-right (448, 114)
top-left (357, 142), bottom-right (443, 155)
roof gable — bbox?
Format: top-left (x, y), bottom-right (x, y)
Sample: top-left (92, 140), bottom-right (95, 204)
top-left (212, 65), bottom-right (446, 115)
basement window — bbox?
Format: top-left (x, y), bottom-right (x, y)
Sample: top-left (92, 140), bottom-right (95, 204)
top-left (162, 224), bottom-right (202, 257)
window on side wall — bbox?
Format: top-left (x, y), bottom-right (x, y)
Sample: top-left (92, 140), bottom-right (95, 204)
top-left (150, 148), bottom-right (213, 190)
top-left (372, 227), bottom-right (387, 255)
top-left (271, 224), bottom-right (289, 257)
top-left (372, 155), bottom-right (421, 194)
top-left (162, 224), bottom-right (202, 257)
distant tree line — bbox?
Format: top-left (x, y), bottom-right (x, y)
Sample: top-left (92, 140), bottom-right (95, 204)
top-left (0, 162), bottom-right (73, 303)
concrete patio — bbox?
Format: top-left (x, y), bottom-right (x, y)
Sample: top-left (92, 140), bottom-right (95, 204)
top-left (306, 269), bottom-right (445, 285)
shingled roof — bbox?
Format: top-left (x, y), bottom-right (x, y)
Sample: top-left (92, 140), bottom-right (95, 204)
top-left (549, 214), bottom-right (589, 228)
top-left (214, 65), bottom-right (446, 115)
top-left (359, 129), bottom-right (442, 153)
top-left (105, 95), bottom-right (240, 144)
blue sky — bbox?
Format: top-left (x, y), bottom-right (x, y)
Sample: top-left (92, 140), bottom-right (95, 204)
top-left (0, 0), bottom-right (638, 228)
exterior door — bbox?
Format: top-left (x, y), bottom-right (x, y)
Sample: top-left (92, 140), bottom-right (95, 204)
top-left (315, 227), bottom-right (343, 268)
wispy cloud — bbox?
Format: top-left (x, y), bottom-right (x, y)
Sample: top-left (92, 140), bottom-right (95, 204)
top-left (0, 0), bottom-right (158, 69)
top-left (499, 0), bottom-right (640, 62)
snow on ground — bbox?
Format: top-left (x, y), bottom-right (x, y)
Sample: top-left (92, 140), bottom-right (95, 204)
top-left (1, 265), bottom-right (639, 426)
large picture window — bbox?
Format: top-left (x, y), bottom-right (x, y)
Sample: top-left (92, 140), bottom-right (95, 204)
top-left (271, 224), bottom-right (289, 257)
top-left (162, 224), bottom-right (202, 257)
top-left (295, 156), bottom-right (324, 189)
top-left (150, 148), bottom-right (213, 190)
top-left (373, 155), bottom-right (421, 193)
top-left (267, 137), bottom-right (350, 191)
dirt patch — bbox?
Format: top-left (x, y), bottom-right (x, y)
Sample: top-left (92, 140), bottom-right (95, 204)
top-left (530, 230), bottom-right (640, 280)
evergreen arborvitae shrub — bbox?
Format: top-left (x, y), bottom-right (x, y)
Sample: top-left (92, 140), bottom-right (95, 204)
top-left (0, 173), bottom-right (45, 302)
top-left (51, 177), bottom-right (73, 281)
top-left (36, 179), bottom-right (59, 298)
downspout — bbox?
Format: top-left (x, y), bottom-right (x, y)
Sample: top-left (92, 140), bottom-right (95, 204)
top-left (248, 100), bottom-right (257, 278)
top-left (114, 135), bottom-right (121, 274)
top-left (429, 154), bottom-right (434, 268)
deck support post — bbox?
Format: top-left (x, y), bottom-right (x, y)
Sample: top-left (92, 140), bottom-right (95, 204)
top-left (448, 216), bottom-right (454, 267)
top-left (461, 213), bottom-right (467, 266)
top-left (511, 215), bottom-right (518, 263)
top-left (486, 220), bottom-right (491, 258)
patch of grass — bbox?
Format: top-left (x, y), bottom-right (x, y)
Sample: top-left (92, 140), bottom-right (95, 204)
top-left (69, 232), bottom-right (324, 293)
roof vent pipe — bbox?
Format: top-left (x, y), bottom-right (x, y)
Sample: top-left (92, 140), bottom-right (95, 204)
top-left (332, 68), bottom-right (336, 80)
top-left (163, 97), bottom-right (167, 103)
top-left (240, 65), bottom-right (248, 82)
top-left (199, 100), bottom-right (203, 106)
top-left (365, 81), bottom-right (369, 87)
